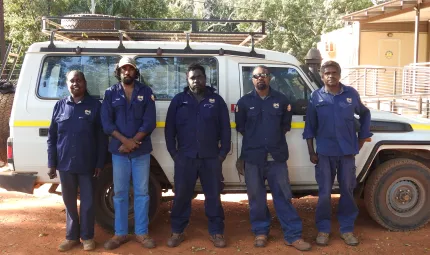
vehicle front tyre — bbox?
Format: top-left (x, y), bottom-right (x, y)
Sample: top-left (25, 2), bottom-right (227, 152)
top-left (94, 165), bottom-right (162, 233)
top-left (364, 158), bottom-right (430, 231)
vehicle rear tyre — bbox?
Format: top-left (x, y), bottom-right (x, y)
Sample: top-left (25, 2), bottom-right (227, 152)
top-left (94, 165), bottom-right (162, 233)
top-left (364, 158), bottom-right (430, 231)
top-left (0, 93), bottom-right (14, 167)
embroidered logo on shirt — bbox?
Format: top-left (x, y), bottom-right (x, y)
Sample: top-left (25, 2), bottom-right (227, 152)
top-left (273, 103), bottom-right (279, 109)
top-left (85, 110), bottom-right (91, 115)
top-left (137, 95), bottom-right (144, 101)
top-left (287, 104), bottom-right (291, 112)
top-left (151, 94), bottom-right (155, 101)
top-left (250, 107), bottom-right (255, 110)
top-left (347, 98), bottom-right (352, 103)
top-left (209, 98), bottom-right (215, 103)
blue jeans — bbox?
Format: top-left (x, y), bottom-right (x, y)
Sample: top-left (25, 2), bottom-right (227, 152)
top-left (244, 161), bottom-right (303, 244)
top-left (59, 171), bottom-right (95, 240)
top-left (315, 155), bottom-right (358, 234)
top-left (112, 153), bottom-right (150, 236)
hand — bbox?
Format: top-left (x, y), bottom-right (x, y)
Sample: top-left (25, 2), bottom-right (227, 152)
top-left (309, 152), bottom-right (319, 164)
top-left (93, 168), bottom-right (102, 177)
top-left (359, 138), bottom-right (366, 151)
top-left (218, 156), bottom-right (226, 163)
top-left (123, 138), bottom-right (140, 151)
top-left (118, 145), bottom-right (131, 154)
top-left (48, 167), bottom-right (57, 179)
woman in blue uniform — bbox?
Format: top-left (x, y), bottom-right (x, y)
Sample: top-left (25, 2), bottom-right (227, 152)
top-left (47, 70), bottom-right (108, 252)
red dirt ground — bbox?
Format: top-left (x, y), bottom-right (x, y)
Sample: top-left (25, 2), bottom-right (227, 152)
top-left (1, 185), bottom-right (429, 255)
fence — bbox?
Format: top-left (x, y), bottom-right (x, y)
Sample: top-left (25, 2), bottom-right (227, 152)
top-left (341, 64), bottom-right (430, 118)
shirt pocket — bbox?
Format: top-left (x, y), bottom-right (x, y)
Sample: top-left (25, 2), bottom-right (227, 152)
top-left (77, 114), bottom-right (95, 133)
top-left (55, 115), bottom-right (71, 133)
top-left (338, 101), bottom-right (354, 121)
top-left (112, 99), bottom-right (126, 115)
top-left (176, 104), bottom-right (189, 125)
top-left (133, 100), bottom-right (145, 119)
top-left (202, 103), bottom-right (217, 119)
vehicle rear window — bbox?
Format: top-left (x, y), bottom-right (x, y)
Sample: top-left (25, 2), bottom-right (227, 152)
top-left (37, 56), bottom-right (218, 101)
top-left (37, 56), bottom-right (121, 99)
top-left (136, 57), bottom-right (218, 100)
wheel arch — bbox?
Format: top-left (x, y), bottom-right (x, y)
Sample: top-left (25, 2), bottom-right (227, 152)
top-left (356, 141), bottom-right (430, 198)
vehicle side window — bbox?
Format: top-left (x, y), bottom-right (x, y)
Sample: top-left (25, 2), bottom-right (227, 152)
top-left (242, 66), bottom-right (311, 115)
top-left (136, 57), bottom-right (218, 100)
top-left (37, 56), bottom-right (120, 99)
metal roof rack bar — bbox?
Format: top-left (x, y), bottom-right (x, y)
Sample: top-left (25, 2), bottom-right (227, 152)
top-left (41, 16), bottom-right (267, 47)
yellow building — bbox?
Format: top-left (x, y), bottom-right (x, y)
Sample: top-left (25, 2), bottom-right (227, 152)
top-left (318, 0), bottom-right (430, 67)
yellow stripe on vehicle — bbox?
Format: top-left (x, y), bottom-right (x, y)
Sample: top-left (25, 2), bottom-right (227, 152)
top-left (410, 124), bottom-right (430, 130)
top-left (13, 121), bottom-right (430, 131)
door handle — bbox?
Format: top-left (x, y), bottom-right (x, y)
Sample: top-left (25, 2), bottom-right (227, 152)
top-left (39, 128), bottom-right (49, 137)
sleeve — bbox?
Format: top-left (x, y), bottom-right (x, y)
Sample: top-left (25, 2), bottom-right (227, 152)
top-left (302, 94), bottom-right (318, 139)
top-left (218, 96), bottom-right (231, 158)
top-left (165, 95), bottom-right (179, 158)
top-left (47, 101), bottom-right (60, 168)
top-left (94, 101), bottom-right (108, 169)
top-left (282, 98), bottom-right (293, 133)
top-left (235, 98), bottom-right (247, 134)
top-left (354, 90), bottom-right (373, 139)
top-left (138, 88), bottom-right (156, 134)
top-left (101, 89), bottom-right (118, 135)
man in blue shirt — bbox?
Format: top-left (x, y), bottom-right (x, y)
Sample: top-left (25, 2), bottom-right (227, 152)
top-left (235, 65), bottom-right (311, 252)
top-left (47, 70), bottom-right (108, 252)
top-left (101, 57), bottom-right (156, 250)
top-left (303, 60), bottom-right (372, 246)
top-left (165, 64), bottom-right (231, 248)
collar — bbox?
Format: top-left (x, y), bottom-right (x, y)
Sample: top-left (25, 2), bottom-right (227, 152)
top-left (251, 87), bottom-right (272, 98)
top-left (184, 86), bottom-right (215, 96)
top-left (115, 80), bottom-right (145, 92)
top-left (66, 93), bottom-right (90, 104)
top-left (321, 83), bottom-right (348, 95)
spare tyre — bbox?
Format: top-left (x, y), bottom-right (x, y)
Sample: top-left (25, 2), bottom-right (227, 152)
top-left (60, 13), bottom-right (131, 30)
top-left (0, 92), bottom-right (14, 167)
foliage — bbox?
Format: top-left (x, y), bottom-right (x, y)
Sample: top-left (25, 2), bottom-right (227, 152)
top-left (3, 0), bottom-right (374, 61)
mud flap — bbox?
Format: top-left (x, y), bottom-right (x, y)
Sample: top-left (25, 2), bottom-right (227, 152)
top-left (0, 171), bottom-right (37, 194)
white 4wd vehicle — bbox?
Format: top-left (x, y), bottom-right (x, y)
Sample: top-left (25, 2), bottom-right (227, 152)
top-left (1, 16), bottom-right (430, 232)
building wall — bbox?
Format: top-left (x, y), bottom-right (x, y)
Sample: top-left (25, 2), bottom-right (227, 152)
top-left (317, 23), bottom-right (360, 67)
top-left (359, 32), bottom-right (427, 66)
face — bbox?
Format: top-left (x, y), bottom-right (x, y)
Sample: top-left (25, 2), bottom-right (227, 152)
top-left (322, 66), bottom-right (341, 87)
top-left (66, 71), bottom-right (86, 98)
top-left (120, 65), bottom-right (136, 85)
top-left (252, 67), bottom-right (270, 91)
top-left (187, 69), bottom-right (206, 94)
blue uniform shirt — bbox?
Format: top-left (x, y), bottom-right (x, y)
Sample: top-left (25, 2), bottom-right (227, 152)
top-left (165, 86), bottom-right (231, 159)
top-left (302, 84), bottom-right (372, 156)
top-left (235, 88), bottom-right (292, 165)
top-left (47, 94), bottom-right (108, 173)
top-left (101, 81), bottom-right (156, 158)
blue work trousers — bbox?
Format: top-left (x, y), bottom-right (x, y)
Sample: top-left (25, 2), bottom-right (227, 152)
top-left (315, 154), bottom-right (358, 234)
top-left (244, 161), bottom-right (303, 244)
top-left (59, 171), bottom-right (95, 240)
top-left (170, 155), bottom-right (225, 235)
top-left (112, 153), bottom-right (150, 235)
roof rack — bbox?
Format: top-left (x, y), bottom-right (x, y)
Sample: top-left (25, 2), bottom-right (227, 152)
top-left (41, 16), bottom-right (267, 47)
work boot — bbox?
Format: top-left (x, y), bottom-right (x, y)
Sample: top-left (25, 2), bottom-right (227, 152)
top-left (210, 234), bottom-right (226, 248)
top-left (316, 232), bottom-right (330, 246)
top-left (340, 232), bottom-right (359, 246)
top-left (58, 239), bottom-right (80, 252)
top-left (167, 233), bottom-right (185, 247)
top-left (254, 235), bottom-right (268, 248)
top-left (82, 239), bottom-right (96, 251)
top-left (285, 238), bottom-right (312, 251)
top-left (136, 234), bottom-right (156, 249)
top-left (103, 235), bottom-right (129, 250)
